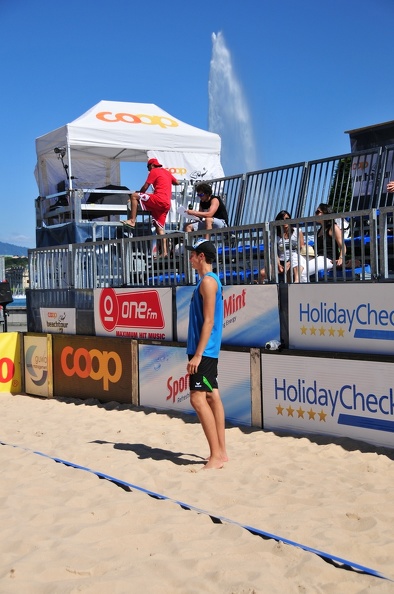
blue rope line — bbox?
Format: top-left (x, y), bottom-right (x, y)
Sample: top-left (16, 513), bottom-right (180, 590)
top-left (1, 439), bottom-right (391, 582)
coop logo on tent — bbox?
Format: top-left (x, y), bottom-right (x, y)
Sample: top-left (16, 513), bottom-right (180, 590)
top-left (99, 288), bottom-right (165, 332)
top-left (96, 111), bottom-right (179, 129)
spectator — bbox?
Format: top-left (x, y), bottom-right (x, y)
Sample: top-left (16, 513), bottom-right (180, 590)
top-left (300, 203), bottom-right (346, 282)
top-left (184, 183), bottom-right (229, 236)
top-left (124, 158), bottom-right (180, 256)
top-left (260, 210), bottom-right (305, 283)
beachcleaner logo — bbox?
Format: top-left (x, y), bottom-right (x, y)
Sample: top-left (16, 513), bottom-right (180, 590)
top-left (99, 288), bottom-right (165, 332)
top-left (274, 375), bottom-right (394, 434)
top-left (298, 300), bottom-right (394, 343)
top-left (96, 111), bottom-right (178, 129)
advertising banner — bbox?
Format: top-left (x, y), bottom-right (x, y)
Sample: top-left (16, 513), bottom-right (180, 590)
top-left (40, 308), bottom-right (76, 334)
top-left (289, 284), bottom-right (394, 355)
top-left (94, 287), bottom-right (173, 340)
top-left (139, 344), bottom-right (251, 426)
top-left (262, 353), bottom-right (394, 449)
top-left (176, 285), bottom-right (280, 347)
top-left (24, 335), bottom-right (52, 398)
top-left (53, 335), bottom-right (132, 403)
top-left (0, 332), bottom-right (22, 393)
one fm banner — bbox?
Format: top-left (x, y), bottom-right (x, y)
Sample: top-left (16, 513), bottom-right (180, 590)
top-left (94, 287), bottom-right (173, 340)
top-left (288, 284), bottom-right (394, 355)
top-left (139, 344), bottom-right (251, 426)
top-left (0, 332), bottom-right (22, 393)
top-left (176, 284), bottom-right (280, 347)
top-left (262, 353), bottom-right (394, 449)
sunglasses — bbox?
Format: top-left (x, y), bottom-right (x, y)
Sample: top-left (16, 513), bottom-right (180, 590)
top-left (196, 193), bottom-right (205, 198)
top-left (315, 209), bottom-right (322, 214)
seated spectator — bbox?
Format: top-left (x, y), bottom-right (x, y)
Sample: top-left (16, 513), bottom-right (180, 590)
top-left (300, 203), bottom-right (346, 282)
top-left (184, 183), bottom-right (229, 235)
top-left (260, 210), bottom-right (305, 283)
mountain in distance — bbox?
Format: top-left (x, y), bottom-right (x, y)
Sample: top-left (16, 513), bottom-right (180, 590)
top-left (0, 241), bottom-right (29, 257)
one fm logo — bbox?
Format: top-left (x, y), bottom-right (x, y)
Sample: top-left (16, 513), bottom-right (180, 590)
top-left (99, 288), bottom-right (165, 332)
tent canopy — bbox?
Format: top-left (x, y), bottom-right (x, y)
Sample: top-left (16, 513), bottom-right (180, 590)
top-left (35, 101), bottom-right (224, 196)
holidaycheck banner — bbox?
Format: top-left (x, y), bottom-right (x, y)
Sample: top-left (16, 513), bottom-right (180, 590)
top-left (262, 353), bottom-right (394, 449)
top-left (288, 284), bottom-right (394, 355)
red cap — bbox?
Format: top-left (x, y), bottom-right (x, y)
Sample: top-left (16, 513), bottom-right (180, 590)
top-left (147, 158), bottom-right (162, 167)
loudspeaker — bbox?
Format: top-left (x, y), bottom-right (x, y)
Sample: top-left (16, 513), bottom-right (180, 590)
top-left (0, 281), bottom-right (13, 305)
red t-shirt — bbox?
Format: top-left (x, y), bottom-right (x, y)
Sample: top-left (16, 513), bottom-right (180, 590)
top-left (145, 167), bottom-right (178, 205)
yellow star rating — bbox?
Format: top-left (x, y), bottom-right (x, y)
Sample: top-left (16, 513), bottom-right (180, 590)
top-left (276, 403), bottom-right (327, 423)
top-left (300, 324), bottom-right (345, 337)
top-left (307, 408), bottom-right (316, 420)
top-left (318, 410), bottom-right (327, 422)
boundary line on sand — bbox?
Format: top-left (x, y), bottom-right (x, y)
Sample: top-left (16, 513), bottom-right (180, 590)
top-left (1, 439), bottom-right (391, 582)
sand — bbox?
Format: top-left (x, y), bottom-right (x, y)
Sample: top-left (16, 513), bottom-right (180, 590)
top-left (0, 392), bottom-right (393, 594)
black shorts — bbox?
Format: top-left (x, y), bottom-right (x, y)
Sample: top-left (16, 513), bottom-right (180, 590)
top-left (188, 355), bottom-right (219, 392)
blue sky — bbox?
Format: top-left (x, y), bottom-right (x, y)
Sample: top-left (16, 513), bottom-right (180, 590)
top-left (1, 0), bottom-right (393, 248)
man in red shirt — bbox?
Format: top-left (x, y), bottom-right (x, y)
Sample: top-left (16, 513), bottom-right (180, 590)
top-left (124, 158), bottom-right (180, 253)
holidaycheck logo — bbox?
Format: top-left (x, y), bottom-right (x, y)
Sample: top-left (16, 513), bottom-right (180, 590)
top-left (299, 301), bottom-right (394, 341)
top-left (274, 377), bottom-right (394, 433)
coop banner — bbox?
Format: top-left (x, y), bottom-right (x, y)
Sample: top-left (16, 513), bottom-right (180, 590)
top-left (52, 334), bottom-right (133, 404)
top-left (288, 284), bottom-right (394, 355)
top-left (139, 344), bottom-right (251, 426)
top-left (262, 353), bottom-right (394, 449)
top-left (0, 332), bottom-right (22, 393)
top-left (94, 287), bottom-right (173, 340)
top-left (176, 285), bottom-right (280, 347)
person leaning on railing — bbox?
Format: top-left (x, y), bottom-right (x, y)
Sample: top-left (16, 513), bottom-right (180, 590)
top-left (259, 210), bottom-right (306, 283)
top-left (300, 202), bottom-right (345, 282)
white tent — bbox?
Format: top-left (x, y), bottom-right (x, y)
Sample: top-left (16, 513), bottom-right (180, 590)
top-left (35, 101), bottom-right (224, 197)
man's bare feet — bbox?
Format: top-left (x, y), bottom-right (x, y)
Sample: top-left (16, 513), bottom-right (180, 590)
top-left (203, 456), bottom-right (224, 470)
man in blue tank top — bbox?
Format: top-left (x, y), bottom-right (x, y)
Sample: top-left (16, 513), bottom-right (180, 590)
top-left (186, 238), bottom-right (228, 469)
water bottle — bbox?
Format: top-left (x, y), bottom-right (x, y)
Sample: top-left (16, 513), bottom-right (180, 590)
top-left (265, 339), bottom-right (282, 351)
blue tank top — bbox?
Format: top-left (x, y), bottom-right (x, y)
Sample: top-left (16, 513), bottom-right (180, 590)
top-left (186, 272), bottom-right (223, 358)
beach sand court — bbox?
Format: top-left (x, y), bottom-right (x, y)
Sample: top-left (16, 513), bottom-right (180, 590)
top-left (0, 392), bottom-right (393, 593)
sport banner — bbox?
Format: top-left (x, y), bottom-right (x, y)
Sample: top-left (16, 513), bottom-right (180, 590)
top-left (139, 344), bottom-right (251, 426)
top-left (0, 332), bottom-right (22, 393)
top-left (176, 284), bottom-right (280, 347)
top-left (262, 353), bottom-right (394, 449)
top-left (94, 287), bottom-right (173, 340)
top-left (289, 283), bottom-right (394, 355)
